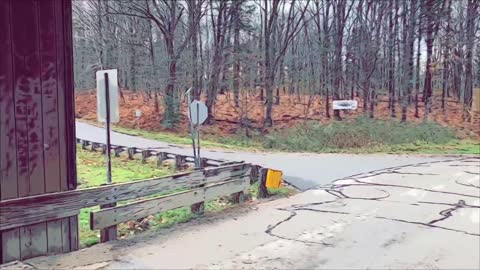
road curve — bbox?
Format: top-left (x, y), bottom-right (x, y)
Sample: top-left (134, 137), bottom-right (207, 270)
top-left (76, 121), bottom-right (447, 190)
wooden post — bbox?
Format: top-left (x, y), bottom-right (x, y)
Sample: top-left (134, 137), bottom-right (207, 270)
top-left (114, 146), bottom-right (123, 157)
top-left (96, 203), bottom-right (117, 243)
top-left (156, 152), bottom-right (167, 167)
top-left (231, 191), bottom-right (245, 203)
top-left (250, 165), bottom-right (260, 184)
top-left (81, 140), bottom-right (88, 150)
top-left (101, 144), bottom-right (107, 154)
top-left (175, 155), bottom-right (186, 171)
top-left (127, 147), bottom-right (136, 160)
top-left (200, 158), bottom-right (209, 168)
top-left (191, 202), bottom-right (205, 215)
top-left (90, 142), bottom-right (98, 152)
top-left (258, 168), bottom-right (269, 198)
top-left (141, 150), bottom-right (150, 164)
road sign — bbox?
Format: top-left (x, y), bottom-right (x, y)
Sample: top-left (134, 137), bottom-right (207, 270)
top-left (189, 100), bottom-right (208, 126)
top-left (135, 109), bottom-right (142, 117)
top-left (96, 69), bottom-right (119, 123)
top-left (332, 100), bottom-right (358, 110)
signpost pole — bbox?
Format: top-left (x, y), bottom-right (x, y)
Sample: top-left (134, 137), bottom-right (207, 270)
top-left (185, 88), bottom-right (198, 167)
top-left (104, 73), bottom-right (112, 185)
top-left (196, 102), bottom-right (201, 168)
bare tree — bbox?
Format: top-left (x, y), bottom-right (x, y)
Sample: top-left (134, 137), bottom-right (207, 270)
top-left (262, 0), bottom-right (310, 127)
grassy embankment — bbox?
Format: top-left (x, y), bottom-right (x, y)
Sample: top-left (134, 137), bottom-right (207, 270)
top-left (112, 117), bottom-right (479, 155)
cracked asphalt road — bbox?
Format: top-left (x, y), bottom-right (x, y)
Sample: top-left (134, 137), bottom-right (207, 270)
top-left (27, 155), bottom-right (480, 269)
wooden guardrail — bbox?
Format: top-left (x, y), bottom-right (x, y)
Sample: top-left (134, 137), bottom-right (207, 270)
top-left (0, 163), bottom-right (252, 233)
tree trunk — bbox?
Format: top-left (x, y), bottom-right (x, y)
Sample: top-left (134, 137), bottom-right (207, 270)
top-left (414, 10), bottom-right (422, 118)
top-left (441, 0), bottom-right (452, 113)
top-left (463, 0), bottom-right (478, 122)
top-left (400, 0), bottom-right (409, 122)
top-left (388, 0), bottom-right (396, 118)
top-left (232, 1), bottom-right (240, 107)
top-left (163, 39), bottom-right (178, 127)
top-left (189, 0), bottom-right (201, 100)
top-left (423, 0), bottom-right (434, 121)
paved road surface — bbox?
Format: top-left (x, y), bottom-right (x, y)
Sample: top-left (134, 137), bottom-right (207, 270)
top-left (76, 121), bottom-right (447, 190)
top-left (28, 155), bottom-right (480, 269)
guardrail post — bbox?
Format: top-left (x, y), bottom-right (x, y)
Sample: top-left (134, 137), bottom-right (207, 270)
top-left (81, 140), bottom-right (88, 150)
top-left (156, 152), bottom-right (167, 167)
top-left (127, 147), bottom-right (136, 160)
top-left (141, 150), bottom-right (150, 164)
top-left (114, 146), bottom-right (123, 157)
top-left (200, 158), bottom-right (209, 168)
top-left (250, 165), bottom-right (260, 184)
top-left (175, 155), bottom-right (186, 170)
top-left (231, 191), bottom-right (245, 203)
top-left (98, 202), bottom-right (117, 242)
top-left (258, 168), bottom-right (269, 198)
top-left (101, 144), bottom-right (107, 154)
top-left (191, 201), bottom-right (205, 215)
top-left (90, 142), bottom-right (98, 152)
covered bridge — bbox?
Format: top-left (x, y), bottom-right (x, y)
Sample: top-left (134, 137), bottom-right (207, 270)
top-left (0, 0), bottom-right (78, 263)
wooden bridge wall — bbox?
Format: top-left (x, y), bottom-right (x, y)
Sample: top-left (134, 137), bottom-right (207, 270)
top-left (0, 0), bottom-right (78, 263)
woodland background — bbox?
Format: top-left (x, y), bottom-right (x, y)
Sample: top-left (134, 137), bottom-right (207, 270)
top-left (72, 0), bottom-right (480, 139)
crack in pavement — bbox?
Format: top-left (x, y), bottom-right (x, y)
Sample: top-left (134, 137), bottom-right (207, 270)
top-left (264, 157), bottom-right (480, 244)
top-left (455, 179), bottom-right (480, 189)
top-left (428, 200), bottom-right (467, 225)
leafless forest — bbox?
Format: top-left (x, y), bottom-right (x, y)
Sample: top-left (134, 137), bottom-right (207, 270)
top-left (73, 0), bottom-right (479, 129)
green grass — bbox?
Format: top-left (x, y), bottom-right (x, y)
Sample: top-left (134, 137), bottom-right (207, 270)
top-left (108, 118), bottom-right (478, 155)
top-left (77, 147), bottom-right (174, 188)
top-left (76, 147), bottom-right (175, 247)
top-left (112, 125), bottom-right (262, 150)
top-left (262, 117), bottom-right (479, 154)
top-left (76, 147), bottom-right (293, 248)
top-left (380, 139), bottom-right (480, 154)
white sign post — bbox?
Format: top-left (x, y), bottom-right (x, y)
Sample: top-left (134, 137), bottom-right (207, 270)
top-left (189, 100), bottom-right (208, 126)
top-left (332, 100), bottom-right (358, 110)
top-left (135, 109), bottom-right (142, 129)
top-left (97, 69), bottom-right (119, 123)
top-left (185, 89), bottom-right (208, 168)
top-left (96, 69), bottom-right (119, 185)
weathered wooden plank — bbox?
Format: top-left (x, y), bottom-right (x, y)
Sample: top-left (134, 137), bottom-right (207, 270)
top-left (25, 0), bottom-right (45, 197)
top-left (38, 2), bottom-right (67, 257)
top-left (11, 0), bottom-right (32, 199)
top-left (1, 229), bottom-right (20, 264)
top-left (46, 220), bottom-right (63, 254)
top-left (60, 218), bottom-right (70, 253)
top-left (0, 0), bottom-right (18, 202)
top-left (99, 203), bottom-right (117, 243)
top-left (91, 177), bottom-right (250, 230)
top-left (0, 164), bottom-right (250, 231)
top-left (57, 0), bottom-right (77, 192)
top-left (19, 223), bottom-right (47, 260)
top-left (68, 215), bottom-right (78, 251)
top-left (202, 164), bottom-right (251, 184)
